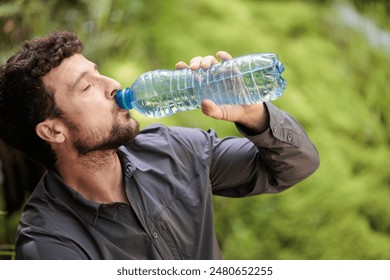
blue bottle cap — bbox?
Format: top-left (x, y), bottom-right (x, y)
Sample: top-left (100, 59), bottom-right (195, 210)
top-left (115, 88), bottom-right (134, 110)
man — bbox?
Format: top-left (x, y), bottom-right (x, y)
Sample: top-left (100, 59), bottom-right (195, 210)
top-left (0, 31), bottom-right (319, 259)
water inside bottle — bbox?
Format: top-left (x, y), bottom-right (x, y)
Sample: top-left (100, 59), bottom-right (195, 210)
top-left (133, 87), bottom-right (201, 118)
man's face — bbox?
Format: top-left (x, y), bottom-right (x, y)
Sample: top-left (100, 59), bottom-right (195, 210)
top-left (42, 54), bottom-right (139, 156)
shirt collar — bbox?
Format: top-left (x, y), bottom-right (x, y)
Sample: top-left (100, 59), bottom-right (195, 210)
top-left (44, 146), bottom-right (152, 226)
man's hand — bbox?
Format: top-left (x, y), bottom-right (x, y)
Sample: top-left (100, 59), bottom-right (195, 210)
top-left (175, 51), bottom-right (269, 134)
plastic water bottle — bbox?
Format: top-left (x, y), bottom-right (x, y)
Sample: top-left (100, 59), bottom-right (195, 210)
top-left (115, 53), bottom-right (286, 118)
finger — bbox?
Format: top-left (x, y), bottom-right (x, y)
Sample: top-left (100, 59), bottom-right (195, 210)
top-left (189, 56), bottom-right (203, 70)
top-left (200, 55), bottom-right (219, 69)
top-left (175, 61), bottom-right (189, 69)
top-left (216, 51), bottom-right (232, 61)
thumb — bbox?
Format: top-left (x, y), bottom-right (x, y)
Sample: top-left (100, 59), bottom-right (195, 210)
top-left (201, 99), bottom-right (223, 119)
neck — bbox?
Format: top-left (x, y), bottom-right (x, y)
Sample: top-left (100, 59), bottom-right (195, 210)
top-left (56, 150), bottom-right (128, 204)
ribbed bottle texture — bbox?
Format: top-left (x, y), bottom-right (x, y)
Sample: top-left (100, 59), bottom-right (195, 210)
top-left (116, 53), bottom-right (286, 118)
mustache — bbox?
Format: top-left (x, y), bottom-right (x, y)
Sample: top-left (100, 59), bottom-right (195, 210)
top-left (114, 101), bottom-right (132, 119)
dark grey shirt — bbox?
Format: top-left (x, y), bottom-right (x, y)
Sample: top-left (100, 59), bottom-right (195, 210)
top-left (15, 103), bottom-right (319, 259)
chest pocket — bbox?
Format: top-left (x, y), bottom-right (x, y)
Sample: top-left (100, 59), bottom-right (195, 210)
top-left (127, 164), bottom-right (214, 259)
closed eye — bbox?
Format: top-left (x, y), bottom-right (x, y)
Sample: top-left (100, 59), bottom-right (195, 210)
top-left (83, 84), bottom-right (91, 91)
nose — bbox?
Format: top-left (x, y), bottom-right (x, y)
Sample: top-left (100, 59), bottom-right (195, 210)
top-left (103, 76), bottom-right (121, 100)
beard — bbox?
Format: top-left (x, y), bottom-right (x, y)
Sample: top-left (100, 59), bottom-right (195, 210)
top-left (73, 120), bottom-right (139, 156)
top-left (63, 109), bottom-right (140, 156)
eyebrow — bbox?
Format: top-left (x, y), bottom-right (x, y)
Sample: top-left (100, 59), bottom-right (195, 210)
top-left (70, 63), bottom-right (98, 90)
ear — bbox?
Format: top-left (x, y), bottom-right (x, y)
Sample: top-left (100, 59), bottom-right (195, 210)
top-left (35, 119), bottom-right (66, 144)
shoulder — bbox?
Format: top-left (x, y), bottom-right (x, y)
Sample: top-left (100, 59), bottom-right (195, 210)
top-left (120, 123), bottom-right (220, 164)
top-left (16, 172), bottom-right (85, 246)
top-left (134, 123), bottom-right (219, 148)
top-left (129, 124), bottom-right (218, 152)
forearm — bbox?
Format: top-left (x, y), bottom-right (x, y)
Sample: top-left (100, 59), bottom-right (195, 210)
top-left (237, 102), bottom-right (320, 193)
top-left (210, 102), bottom-right (319, 197)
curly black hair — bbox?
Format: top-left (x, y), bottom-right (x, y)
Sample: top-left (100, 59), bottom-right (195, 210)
top-left (0, 31), bottom-right (83, 167)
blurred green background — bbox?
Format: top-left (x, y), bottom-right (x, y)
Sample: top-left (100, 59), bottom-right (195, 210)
top-left (1, 0), bottom-right (389, 259)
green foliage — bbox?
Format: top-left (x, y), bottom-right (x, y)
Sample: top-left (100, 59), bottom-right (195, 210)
top-left (1, 0), bottom-right (389, 259)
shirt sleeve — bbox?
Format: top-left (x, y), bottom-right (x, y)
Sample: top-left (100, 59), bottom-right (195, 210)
top-left (210, 102), bottom-right (319, 197)
top-left (16, 233), bottom-right (84, 260)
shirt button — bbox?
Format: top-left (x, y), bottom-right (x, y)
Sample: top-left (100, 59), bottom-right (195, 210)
top-left (117, 205), bottom-right (125, 210)
top-left (153, 232), bottom-right (159, 239)
top-left (125, 166), bottom-right (132, 176)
